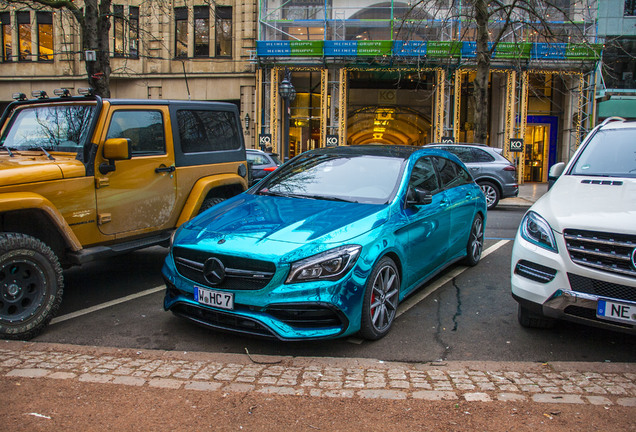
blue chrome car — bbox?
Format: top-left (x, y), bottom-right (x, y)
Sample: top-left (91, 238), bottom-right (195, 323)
top-left (162, 145), bottom-right (487, 340)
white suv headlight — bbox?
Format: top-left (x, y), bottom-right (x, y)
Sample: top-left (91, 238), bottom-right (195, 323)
top-left (286, 245), bottom-right (362, 283)
top-left (520, 211), bottom-right (558, 252)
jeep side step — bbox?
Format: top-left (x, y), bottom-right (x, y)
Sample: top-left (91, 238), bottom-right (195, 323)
top-left (68, 231), bottom-right (173, 265)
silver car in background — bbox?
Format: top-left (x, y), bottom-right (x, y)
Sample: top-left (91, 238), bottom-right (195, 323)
top-left (428, 143), bottom-right (519, 209)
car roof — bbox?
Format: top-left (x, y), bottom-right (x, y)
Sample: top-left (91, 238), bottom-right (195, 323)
top-left (309, 144), bottom-right (427, 160)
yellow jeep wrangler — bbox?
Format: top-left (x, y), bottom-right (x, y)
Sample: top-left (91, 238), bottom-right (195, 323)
top-left (0, 89), bottom-right (248, 339)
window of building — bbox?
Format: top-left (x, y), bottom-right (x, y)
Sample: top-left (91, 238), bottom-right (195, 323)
top-left (17, 11), bottom-right (31, 61)
top-left (36, 12), bottom-right (53, 61)
top-left (113, 5), bottom-right (125, 57)
top-left (626, 0), bottom-right (636, 16)
top-left (129, 6), bottom-right (139, 58)
top-left (215, 6), bottom-right (232, 57)
top-left (1, 12), bottom-right (11, 62)
top-left (175, 7), bottom-right (188, 58)
top-left (194, 6), bottom-right (209, 57)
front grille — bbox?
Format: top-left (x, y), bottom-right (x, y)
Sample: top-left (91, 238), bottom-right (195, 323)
top-left (514, 260), bottom-right (557, 283)
top-left (266, 305), bottom-right (345, 329)
top-left (568, 273), bottom-right (636, 302)
top-left (173, 246), bottom-right (276, 290)
top-left (564, 229), bottom-right (636, 279)
top-left (171, 303), bottom-right (276, 338)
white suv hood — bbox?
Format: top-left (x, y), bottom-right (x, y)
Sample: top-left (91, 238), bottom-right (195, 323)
top-left (531, 175), bottom-right (636, 235)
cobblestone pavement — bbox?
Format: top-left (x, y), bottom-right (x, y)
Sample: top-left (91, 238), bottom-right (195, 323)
top-left (2, 341), bottom-right (635, 407)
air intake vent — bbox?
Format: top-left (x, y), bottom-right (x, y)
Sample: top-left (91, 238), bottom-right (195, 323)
top-left (581, 179), bottom-right (623, 186)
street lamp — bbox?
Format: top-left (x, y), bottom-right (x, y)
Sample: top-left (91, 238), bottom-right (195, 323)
top-left (278, 68), bottom-right (296, 161)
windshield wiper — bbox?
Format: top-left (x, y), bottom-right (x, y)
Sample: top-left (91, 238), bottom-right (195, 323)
top-left (0, 145), bottom-right (15, 157)
top-left (28, 146), bottom-right (55, 160)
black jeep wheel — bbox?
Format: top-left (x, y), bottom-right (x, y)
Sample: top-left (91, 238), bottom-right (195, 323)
top-left (198, 197), bottom-right (226, 214)
top-left (0, 233), bottom-right (64, 340)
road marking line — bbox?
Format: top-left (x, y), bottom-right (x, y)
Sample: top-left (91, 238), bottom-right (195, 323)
top-left (50, 285), bottom-right (165, 325)
top-left (396, 239), bottom-right (509, 318)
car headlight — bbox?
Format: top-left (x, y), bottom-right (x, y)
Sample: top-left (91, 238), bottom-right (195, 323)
top-left (286, 245), bottom-right (362, 284)
top-left (520, 211), bottom-right (558, 252)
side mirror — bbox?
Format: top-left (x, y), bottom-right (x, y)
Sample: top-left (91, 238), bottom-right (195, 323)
top-left (100, 138), bottom-right (131, 174)
top-left (406, 186), bottom-right (433, 206)
top-left (547, 162), bottom-right (565, 190)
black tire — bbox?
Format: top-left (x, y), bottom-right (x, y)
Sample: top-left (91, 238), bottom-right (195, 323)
top-left (360, 256), bottom-right (400, 340)
top-left (0, 233), bottom-right (64, 340)
top-left (462, 214), bottom-right (484, 266)
top-left (479, 181), bottom-right (500, 210)
top-left (517, 304), bottom-right (556, 329)
top-left (198, 197), bottom-right (225, 214)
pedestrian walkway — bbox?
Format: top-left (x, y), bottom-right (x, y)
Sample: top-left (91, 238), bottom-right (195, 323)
top-left (499, 182), bottom-right (548, 207)
top-left (2, 341), bottom-right (634, 406)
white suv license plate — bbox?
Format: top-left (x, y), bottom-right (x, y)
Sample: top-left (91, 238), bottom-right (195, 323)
top-left (596, 298), bottom-right (636, 325)
top-left (195, 286), bottom-right (234, 310)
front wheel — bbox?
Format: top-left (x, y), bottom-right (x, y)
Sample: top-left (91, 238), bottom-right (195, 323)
top-left (198, 197), bottom-right (225, 214)
top-left (517, 304), bottom-right (555, 329)
top-left (0, 233), bottom-right (64, 340)
top-left (462, 214), bottom-right (484, 267)
top-left (359, 257), bottom-right (400, 340)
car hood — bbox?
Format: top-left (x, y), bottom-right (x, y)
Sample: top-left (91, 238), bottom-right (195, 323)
top-left (531, 175), bottom-right (636, 235)
top-left (176, 193), bottom-right (390, 254)
top-left (0, 153), bottom-right (85, 186)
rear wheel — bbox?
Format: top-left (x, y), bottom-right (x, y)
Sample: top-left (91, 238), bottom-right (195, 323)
top-left (518, 304), bottom-right (555, 329)
top-left (462, 214), bottom-right (484, 266)
top-left (0, 233), bottom-right (64, 340)
top-left (360, 257), bottom-right (400, 340)
top-left (479, 181), bottom-right (500, 210)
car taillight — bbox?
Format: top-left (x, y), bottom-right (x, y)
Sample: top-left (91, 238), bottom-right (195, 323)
top-left (503, 165), bottom-right (516, 171)
top-left (263, 167), bottom-right (277, 172)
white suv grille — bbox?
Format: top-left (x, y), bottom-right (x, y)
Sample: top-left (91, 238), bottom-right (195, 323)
top-left (564, 229), bottom-right (636, 279)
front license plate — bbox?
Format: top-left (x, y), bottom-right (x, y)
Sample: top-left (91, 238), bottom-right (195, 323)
top-left (195, 286), bottom-right (234, 310)
top-left (596, 298), bottom-right (636, 325)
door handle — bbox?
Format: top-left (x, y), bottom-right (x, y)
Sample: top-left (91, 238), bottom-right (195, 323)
top-left (440, 199), bottom-right (450, 207)
top-left (155, 165), bottom-right (176, 173)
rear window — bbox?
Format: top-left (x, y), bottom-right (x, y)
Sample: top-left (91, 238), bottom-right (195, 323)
top-left (177, 110), bottom-right (240, 153)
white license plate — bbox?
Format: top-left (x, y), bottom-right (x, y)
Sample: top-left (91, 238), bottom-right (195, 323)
top-left (596, 298), bottom-right (636, 325)
top-left (194, 286), bottom-right (234, 310)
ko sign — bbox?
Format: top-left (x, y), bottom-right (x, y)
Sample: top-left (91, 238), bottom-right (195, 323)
top-left (509, 138), bottom-right (524, 152)
top-left (326, 135), bottom-right (339, 147)
top-left (259, 134), bottom-right (272, 150)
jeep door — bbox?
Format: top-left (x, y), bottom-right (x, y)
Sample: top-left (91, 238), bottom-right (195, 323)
top-left (95, 106), bottom-right (177, 235)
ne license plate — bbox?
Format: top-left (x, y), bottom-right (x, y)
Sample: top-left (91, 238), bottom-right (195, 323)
top-left (194, 286), bottom-right (234, 310)
top-left (596, 298), bottom-right (636, 325)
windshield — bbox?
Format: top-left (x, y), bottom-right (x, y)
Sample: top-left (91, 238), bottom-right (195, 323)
top-left (570, 129), bottom-right (636, 178)
top-left (254, 152), bottom-right (405, 204)
top-left (0, 104), bottom-right (96, 152)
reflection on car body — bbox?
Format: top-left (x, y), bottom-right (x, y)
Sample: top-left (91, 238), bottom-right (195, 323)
top-left (163, 145), bottom-right (487, 340)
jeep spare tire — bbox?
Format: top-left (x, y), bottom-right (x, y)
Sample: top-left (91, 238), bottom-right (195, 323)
top-left (0, 233), bottom-right (64, 340)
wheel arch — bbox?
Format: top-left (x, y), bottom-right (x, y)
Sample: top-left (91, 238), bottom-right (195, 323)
top-left (176, 175), bottom-right (247, 226)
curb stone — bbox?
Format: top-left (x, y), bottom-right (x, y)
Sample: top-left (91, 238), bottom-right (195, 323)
top-left (1, 341), bottom-right (634, 405)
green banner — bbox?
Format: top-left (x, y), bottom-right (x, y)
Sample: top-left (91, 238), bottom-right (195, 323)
top-left (427, 41), bottom-right (461, 58)
top-left (495, 42), bottom-right (532, 59)
top-left (290, 40), bottom-right (323, 56)
top-left (565, 43), bottom-right (602, 60)
top-left (357, 40), bottom-right (393, 56)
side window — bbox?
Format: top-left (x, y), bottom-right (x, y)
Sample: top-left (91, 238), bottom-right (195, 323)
top-left (434, 157), bottom-right (471, 189)
top-left (247, 153), bottom-right (269, 165)
top-left (106, 110), bottom-right (165, 156)
top-left (409, 157), bottom-right (440, 194)
top-left (441, 146), bottom-right (474, 163)
top-left (177, 110), bottom-right (240, 153)
top-left (472, 148), bottom-right (495, 162)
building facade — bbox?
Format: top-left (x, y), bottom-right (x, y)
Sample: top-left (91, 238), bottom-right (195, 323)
top-left (596, 0), bottom-right (636, 119)
top-left (255, 1), bottom-right (601, 183)
top-left (0, 0), bottom-right (258, 145)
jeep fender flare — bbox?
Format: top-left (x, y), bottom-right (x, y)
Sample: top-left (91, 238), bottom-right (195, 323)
top-left (0, 192), bottom-right (82, 251)
top-left (176, 174), bottom-right (247, 226)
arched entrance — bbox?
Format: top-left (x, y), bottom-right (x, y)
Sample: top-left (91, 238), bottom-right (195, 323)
top-left (347, 106), bottom-right (431, 145)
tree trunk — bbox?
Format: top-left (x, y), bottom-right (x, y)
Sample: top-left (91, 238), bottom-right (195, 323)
top-left (83, 0), bottom-right (112, 97)
top-left (473, 0), bottom-right (490, 144)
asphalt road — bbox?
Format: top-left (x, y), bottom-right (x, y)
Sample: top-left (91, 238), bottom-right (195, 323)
top-left (34, 206), bottom-right (636, 364)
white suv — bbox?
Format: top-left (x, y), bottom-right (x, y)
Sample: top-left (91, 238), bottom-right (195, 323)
top-left (511, 117), bottom-right (636, 334)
